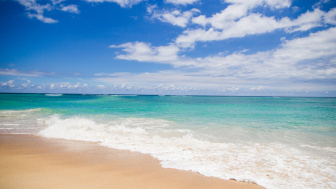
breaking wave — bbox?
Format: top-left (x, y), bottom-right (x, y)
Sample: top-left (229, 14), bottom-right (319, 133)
top-left (38, 115), bottom-right (336, 189)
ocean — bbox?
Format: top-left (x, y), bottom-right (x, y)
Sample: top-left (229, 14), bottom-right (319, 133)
top-left (0, 93), bottom-right (335, 189)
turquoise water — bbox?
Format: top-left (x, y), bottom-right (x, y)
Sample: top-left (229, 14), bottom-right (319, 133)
top-left (1, 94), bottom-right (335, 129)
top-left (1, 94), bottom-right (336, 188)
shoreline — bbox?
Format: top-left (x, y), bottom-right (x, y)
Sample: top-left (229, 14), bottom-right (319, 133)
top-left (0, 134), bottom-right (264, 189)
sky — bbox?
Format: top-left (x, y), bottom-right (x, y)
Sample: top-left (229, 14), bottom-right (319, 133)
top-left (0, 0), bottom-right (336, 96)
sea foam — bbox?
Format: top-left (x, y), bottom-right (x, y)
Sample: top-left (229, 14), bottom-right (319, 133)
top-left (0, 109), bottom-right (46, 134)
top-left (45, 94), bottom-right (63, 96)
top-left (39, 115), bottom-right (336, 189)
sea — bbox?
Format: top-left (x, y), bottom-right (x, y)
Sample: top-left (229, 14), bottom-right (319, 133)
top-left (0, 93), bottom-right (335, 189)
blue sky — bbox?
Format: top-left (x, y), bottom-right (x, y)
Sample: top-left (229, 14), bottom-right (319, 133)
top-left (0, 0), bottom-right (336, 96)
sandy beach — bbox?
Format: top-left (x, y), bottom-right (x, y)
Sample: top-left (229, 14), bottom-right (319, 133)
top-left (0, 134), bottom-right (263, 189)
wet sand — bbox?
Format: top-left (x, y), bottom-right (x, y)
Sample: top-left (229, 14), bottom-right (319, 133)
top-left (0, 134), bottom-right (263, 189)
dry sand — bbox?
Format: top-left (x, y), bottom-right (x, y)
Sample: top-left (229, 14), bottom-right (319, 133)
top-left (0, 134), bottom-right (263, 189)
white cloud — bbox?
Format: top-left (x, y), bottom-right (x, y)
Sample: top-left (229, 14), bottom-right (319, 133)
top-left (50, 83), bottom-right (56, 89)
top-left (164, 0), bottom-right (199, 6)
top-left (111, 27), bottom-right (336, 82)
top-left (94, 69), bottom-right (335, 93)
top-left (16, 0), bottom-right (58, 23)
top-left (179, 14), bottom-right (285, 47)
top-left (192, 0), bottom-right (291, 28)
top-left (313, 0), bottom-right (330, 9)
top-left (16, 0), bottom-right (52, 14)
top-left (273, 28), bottom-right (336, 63)
top-left (1, 80), bottom-right (15, 88)
top-left (59, 83), bottom-right (70, 88)
top-left (21, 83), bottom-right (28, 88)
top-left (45, 82), bottom-right (89, 90)
top-left (72, 83), bottom-right (80, 88)
top-left (84, 0), bottom-right (144, 8)
top-left (15, 0), bottom-right (144, 23)
top-left (324, 8), bottom-right (336, 25)
top-left (51, 0), bottom-right (65, 5)
top-left (146, 4), bottom-right (157, 14)
top-left (193, 27), bottom-right (336, 80)
top-left (250, 86), bottom-right (265, 91)
top-left (178, 8), bottom-right (336, 48)
top-left (0, 79), bottom-right (34, 89)
top-left (285, 9), bottom-right (325, 33)
top-left (97, 84), bottom-right (105, 89)
top-left (227, 87), bottom-right (239, 91)
top-left (60, 4), bottom-right (79, 14)
top-left (28, 13), bottom-right (58, 23)
top-left (263, 0), bottom-right (291, 9)
top-left (149, 7), bottom-right (200, 27)
top-left (0, 69), bottom-right (49, 77)
top-left (95, 71), bottom-right (233, 89)
top-left (110, 42), bottom-right (180, 64)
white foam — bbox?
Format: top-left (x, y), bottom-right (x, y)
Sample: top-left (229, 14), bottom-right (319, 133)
top-left (39, 116), bottom-right (336, 189)
top-left (0, 124), bottom-right (19, 126)
top-left (0, 108), bottom-right (42, 114)
top-left (45, 94), bottom-right (63, 96)
top-left (0, 108), bottom-right (45, 134)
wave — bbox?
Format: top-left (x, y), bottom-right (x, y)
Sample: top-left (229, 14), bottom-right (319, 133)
top-left (109, 94), bottom-right (139, 97)
top-left (45, 94), bottom-right (63, 96)
top-left (38, 115), bottom-right (336, 189)
top-left (0, 108), bottom-right (46, 134)
top-left (0, 108), bottom-right (42, 114)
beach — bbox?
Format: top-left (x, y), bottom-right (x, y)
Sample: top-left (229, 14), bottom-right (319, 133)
top-left (1, 94), bottom-right (335, 188)
top-left (0, 134), bottom-right (263, 189)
